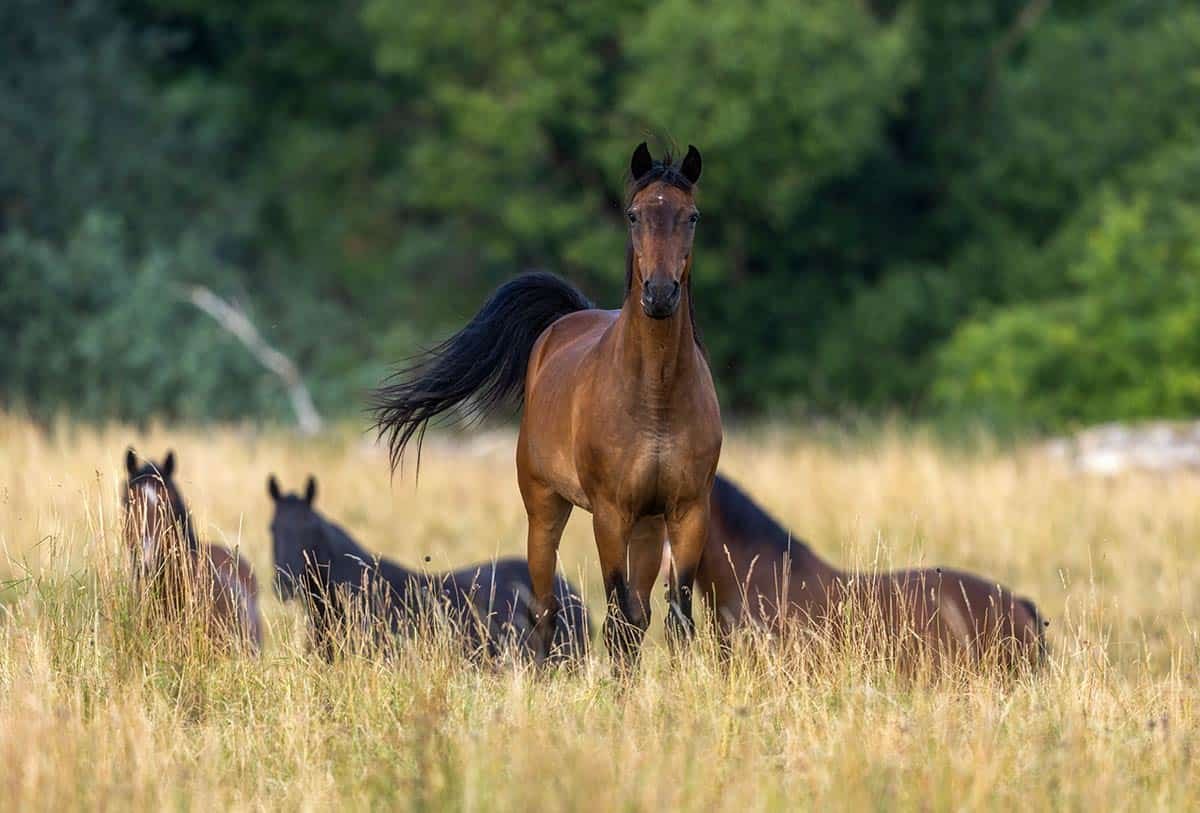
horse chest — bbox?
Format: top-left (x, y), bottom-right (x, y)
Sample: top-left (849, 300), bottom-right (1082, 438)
top-left (576, 424), bottom-right (707, 512)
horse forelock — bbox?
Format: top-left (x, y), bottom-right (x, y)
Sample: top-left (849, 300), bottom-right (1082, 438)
top-left (625, 153), bottom-right (694, 201)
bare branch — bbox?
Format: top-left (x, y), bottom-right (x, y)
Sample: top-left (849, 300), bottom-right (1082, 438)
top-left (187, 286), bottom-right (323, 435)
top-left (981, 0), bottom-right (1053, 112)
top-left (991, 0), bottom-right (1053, 68)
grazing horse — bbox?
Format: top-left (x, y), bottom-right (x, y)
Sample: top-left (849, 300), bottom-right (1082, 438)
top-left (373, 143), bottom-right (721, 667)
top-left (692, 475), bottom-right (1046, 670)
top-left (123, 449), bottom-right (262, 652)
top-left (267, 476), bottom-right (589, 661)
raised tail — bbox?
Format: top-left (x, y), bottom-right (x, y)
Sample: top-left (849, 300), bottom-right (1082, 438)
top-left (370, 272), bottom-right (593, 471)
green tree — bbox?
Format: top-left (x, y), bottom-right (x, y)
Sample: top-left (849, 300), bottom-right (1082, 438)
top-left (0, 0), bottom-right (241, 246)
top-left (935, 144), bottom-right (1200, 427)
top-left (817, 0), bottom-right (1200, 411)
top-left (0, 214), bottom-right (279, 421)
top-left (6, 0), bottom-right (1200, 425)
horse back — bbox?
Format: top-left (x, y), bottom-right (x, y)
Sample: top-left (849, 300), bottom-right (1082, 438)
top-left (442, 558), bottom-right (589, 658)
top-left (881, 568), bottom-right (1043, 669)
top-left (524, 308), bottom-right (618, 395)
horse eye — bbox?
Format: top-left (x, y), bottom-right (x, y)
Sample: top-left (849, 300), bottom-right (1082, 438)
top-left (688, 212), bottom-right (700, 224)
top-left (626, 210), bottom-right (637, 224)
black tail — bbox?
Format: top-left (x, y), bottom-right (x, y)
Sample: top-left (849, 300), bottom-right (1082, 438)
top-left (370, 272), bottom-right (593, 471)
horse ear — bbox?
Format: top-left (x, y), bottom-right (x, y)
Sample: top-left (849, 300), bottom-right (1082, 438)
top-left (680, 144), bottom-right (702, 185)
top-left (304, 476), bottom-right (317, 506)
top-left (268, 475), bottom-right (281, 502)
top-left (125, 448), bottom-right (138, 476)
top-left (630, 141), bottom-right (653, 180)
top-left (162, 450), bottom-right (176, 478)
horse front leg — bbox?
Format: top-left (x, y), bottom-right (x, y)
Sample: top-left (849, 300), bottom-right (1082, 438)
top-left (628, 515), bottom-right (667, 611)
top-left (593, 504), bottom-right (648, 673)
top-left (521, 478), bottom-right (573, 665)
top-left (665, 498), bottom-right (711, 649)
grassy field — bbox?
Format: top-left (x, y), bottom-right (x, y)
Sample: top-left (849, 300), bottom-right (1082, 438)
top-left (1, 412), bottom-right (1198, 810)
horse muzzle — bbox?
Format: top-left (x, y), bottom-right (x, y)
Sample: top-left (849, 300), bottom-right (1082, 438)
top-left (641, 279), bottom-right (681, 319)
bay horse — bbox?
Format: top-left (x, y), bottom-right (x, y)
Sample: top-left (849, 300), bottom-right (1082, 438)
top-left (123, 449), bottom-right (262, 652)
top-left (268, 475), bottom-right (590, 661)
top-left (694, 475), bottom-right (1046, 670)
top-left (373, 143), bottom-right (721, 667)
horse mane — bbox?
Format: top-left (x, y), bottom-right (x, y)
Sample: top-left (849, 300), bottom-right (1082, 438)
top-left (711, 474), bottom-right (811, 556)
top-left (128, 464), bottom-right (199, 553)
top-left (315, 514), bottom-right (369, 560)
top-left (623, 152), bottom-right (704, 351)
top-left (310, 509), bottom-right (416, 602)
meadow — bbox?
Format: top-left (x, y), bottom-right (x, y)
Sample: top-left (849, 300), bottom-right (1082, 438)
top-left (1, 411), bottom-right (1198, 810)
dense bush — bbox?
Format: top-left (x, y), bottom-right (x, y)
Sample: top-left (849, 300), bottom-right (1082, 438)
top-left (936, 145), bottom-right (1200, 427)
top-left (0, 214), bottom-right (282, 421)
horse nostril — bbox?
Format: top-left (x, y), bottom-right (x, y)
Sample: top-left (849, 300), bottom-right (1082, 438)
top-left (672, 281), bottom-right (680, 295)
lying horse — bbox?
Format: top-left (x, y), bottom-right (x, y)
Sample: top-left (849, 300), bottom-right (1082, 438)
top-left (694, 475), bottom-right (1046, 670)
top-left (268, 476), bottom-right (590, 661)
top-left (123, 449), bottom-right (262, 652)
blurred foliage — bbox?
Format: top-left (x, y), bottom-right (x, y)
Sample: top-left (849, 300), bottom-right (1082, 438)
top-left (936, 145), bottom-right (1200, 427)
top-left (2, 0), bottom-right (1198, 427)
top-left (0, 214), bottom-right (278, 421)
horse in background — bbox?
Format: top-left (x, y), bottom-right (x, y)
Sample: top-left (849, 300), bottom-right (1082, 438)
top-left (372, 142), bottom-right (721, 669)
top-left (694, 475), bottom-right (1046, 671)
top-left (123, 449), bottom-right (262, 652)
top-left (268, 475), bottom-right (590, 662)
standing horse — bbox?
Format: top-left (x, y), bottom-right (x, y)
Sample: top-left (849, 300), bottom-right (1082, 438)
top-left (123, 449), bottom-right (263, 652)
top-left (373, 143), bottom-right (721, 666)
top-left (268, 475), bottom-right (589, 661)
top-left (694, 475), bottom-right (1046, 670)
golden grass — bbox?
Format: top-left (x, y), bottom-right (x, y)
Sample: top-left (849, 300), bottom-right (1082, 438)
top-left (1, 412), bottom-right (1198, 810)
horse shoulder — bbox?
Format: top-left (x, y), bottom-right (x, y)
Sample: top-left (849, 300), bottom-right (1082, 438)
top-left (526, 309), bottom-right (617, 386)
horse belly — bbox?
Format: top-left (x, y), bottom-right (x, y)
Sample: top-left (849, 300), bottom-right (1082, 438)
top-left (519, 408), bottom-right (591, 511)
top-left (556, 475), bottom-right (592, 512)
top-left (520, 321), bottom-right (614, 512)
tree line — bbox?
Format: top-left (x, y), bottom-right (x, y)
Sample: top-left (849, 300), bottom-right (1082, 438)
top-left (2, 0), bottom-right (1197, 428)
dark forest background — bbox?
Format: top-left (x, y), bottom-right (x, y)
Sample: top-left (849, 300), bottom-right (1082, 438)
top-left (3, 0), bottom-right (1198, 429)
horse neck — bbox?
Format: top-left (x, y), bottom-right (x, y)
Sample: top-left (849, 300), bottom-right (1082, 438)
top-left (315, 519), bottom-right (365, 581)
top-left (611, 258), bottom-right (698, 396)
top-left (706, 484), bottom-right (836, 591)
top-left (144, 527), bottom-right (197, 612)
top-left (317, 517), bottom-right (415, 607)
top-left (166, 494), bottom-right (200, 554)
top-left (780, 539), bottom-right (834, 584)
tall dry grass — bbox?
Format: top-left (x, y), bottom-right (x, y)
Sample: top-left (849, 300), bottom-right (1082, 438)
top-left (1, 412), bottom-right (1198, 810)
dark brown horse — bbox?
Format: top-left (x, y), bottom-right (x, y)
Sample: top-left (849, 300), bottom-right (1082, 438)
top-left (268, 475), bottom-right (590, 662)
top-left (373, 143), bottom-right (721, 667)
top-left (693, 475), bottom-right (1046, 670)
top-left (123, 449), bottom-right (262, 652)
